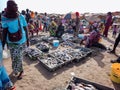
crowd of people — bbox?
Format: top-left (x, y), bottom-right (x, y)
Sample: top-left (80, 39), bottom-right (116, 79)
top-left (0, 0), bottom-right (120, 89)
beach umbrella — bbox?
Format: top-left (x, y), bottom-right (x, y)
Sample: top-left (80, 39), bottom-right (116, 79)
top-left (64, 12), bottom-right (77, 19)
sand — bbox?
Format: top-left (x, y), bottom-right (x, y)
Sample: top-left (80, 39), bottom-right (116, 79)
top-left (3, 31), bottom-right (120, 90)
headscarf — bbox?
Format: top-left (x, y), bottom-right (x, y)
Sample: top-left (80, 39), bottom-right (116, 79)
top-left (51, 21), bottom-right (57, 26)
top-left (75, 12), bottom-right (80, 17)
top-left (4, 0), bottom-right (18, 18)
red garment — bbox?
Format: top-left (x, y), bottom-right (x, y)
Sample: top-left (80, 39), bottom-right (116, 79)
top-left (103, 14), bottom-right (112, 37)
top-left (75, 12), bottom-right (80, 16)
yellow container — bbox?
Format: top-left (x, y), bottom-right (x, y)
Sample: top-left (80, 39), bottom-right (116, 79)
top-left (110, 63), bottom-right (120, 84)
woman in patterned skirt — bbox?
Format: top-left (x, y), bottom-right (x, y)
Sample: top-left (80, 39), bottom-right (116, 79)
top-left (1, 0), bottom-right (29, 80)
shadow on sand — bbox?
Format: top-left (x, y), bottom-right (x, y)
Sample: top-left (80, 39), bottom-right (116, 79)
top-left (112, 81), bottom-right (120, 90)
top-left (34, 62), bottom-right (74, 80)
top-left (92, 49), bottom-right (105, 68)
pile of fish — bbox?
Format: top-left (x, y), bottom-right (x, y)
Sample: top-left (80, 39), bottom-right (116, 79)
top-left (36, 42), bottom-right (49, 52)
top-left (30, 37), bottom-right (42, 45)
top-left (62, 33), bottom-right (74, 41)
top-left (39, 57), bottom-right (64, 70)
top-left (39, 47), bottom-right (93, 71)
top-left (66, 76), bottom-right (114, 90)
top-left (68, 81), bottom-right (98, 90)
top-left (48, 37), bottom-right (58, 41)
top-left (47, 37), bottom-right (58, 45)
top-left (60, 41), bottom-right (77, 48)
top-left (66, 77), bottom-right (99, 90)
top-left (39, 50), bottom-right (74, 71)
top-left (75, 47), bottom-right (93, 56)
top-left (24, 48), bottom-right (43, 60)
top-left (48, 50), bottom-right (74, 63)
top-left (40, 35), bottom-right (50, 42)
top-left (63, 48), bottom-right (86, 60)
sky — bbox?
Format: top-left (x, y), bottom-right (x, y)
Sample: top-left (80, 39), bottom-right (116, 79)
top-left (0, 0), bottom-right (120, 14)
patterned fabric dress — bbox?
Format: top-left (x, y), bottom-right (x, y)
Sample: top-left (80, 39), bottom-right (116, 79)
top-left (8, 43), bottom-right (26, 74)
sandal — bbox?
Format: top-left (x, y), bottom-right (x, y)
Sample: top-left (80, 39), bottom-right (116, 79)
top-left (110, 50), bottom-right (115, 53)
top-left (110, 60), bottom-right (118, 63)
top-left (9, 86), bottom-right (16, 90)
top-left (17, 71), bottom-right (23, 80)
top-left (108, 50), bottom-right (116, 54)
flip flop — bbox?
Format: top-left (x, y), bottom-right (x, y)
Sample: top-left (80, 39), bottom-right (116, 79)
top-left (107, 50), bottom-right (116, 54)
top-left (17, 71), bottom-right (24, 80)
top-left (10, 86), bottom-right (16, 90)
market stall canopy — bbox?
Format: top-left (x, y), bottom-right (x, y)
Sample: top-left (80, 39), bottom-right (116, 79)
top-left (113, 15), bottom-right (120, 26)
top-left (112, 11), bottom-right (120, 16)
top-left (85, 15), bottom-right (101, 22)
top-left (63, 12), bottom-right (80, 19)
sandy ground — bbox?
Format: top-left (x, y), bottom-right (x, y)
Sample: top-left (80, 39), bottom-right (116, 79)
top-left (3, 31), bottom-right (120, 90)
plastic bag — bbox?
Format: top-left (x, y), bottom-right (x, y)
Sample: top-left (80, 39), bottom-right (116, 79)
top-left (3, 44), bottom-right (10, 59)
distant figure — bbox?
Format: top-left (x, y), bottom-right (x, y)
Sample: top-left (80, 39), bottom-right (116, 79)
top-left (74, 12), bottom-right (80, 37)
top-left (49, 21), bottom-right (57, 36)
top-left (25, 9), bottom-right (31, 23)
top-left (43, 12), bottom-right (49, 32)
top-left (112, 25), bottom-right (118, 38)
top-left (80, 25), bottom-right (101, 48)
top-left (28, 20), bottom-right (39, 37)
top-left (109, 32), bottom-right (120, 54)
top-left (21, 10), bottom-right (26, 18)
top-left (28, 20), bottom-right (35, 37)
top-left (98, 22), bottom-right (105, 34)
top-left (72, 22), bottom-right (76, 34)
top-left (56, 22), bottom-right (64, 38)
top-left (103, 12), bottom-right (113, 37)
top-left (30, 11), bottom-right (35, 19)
